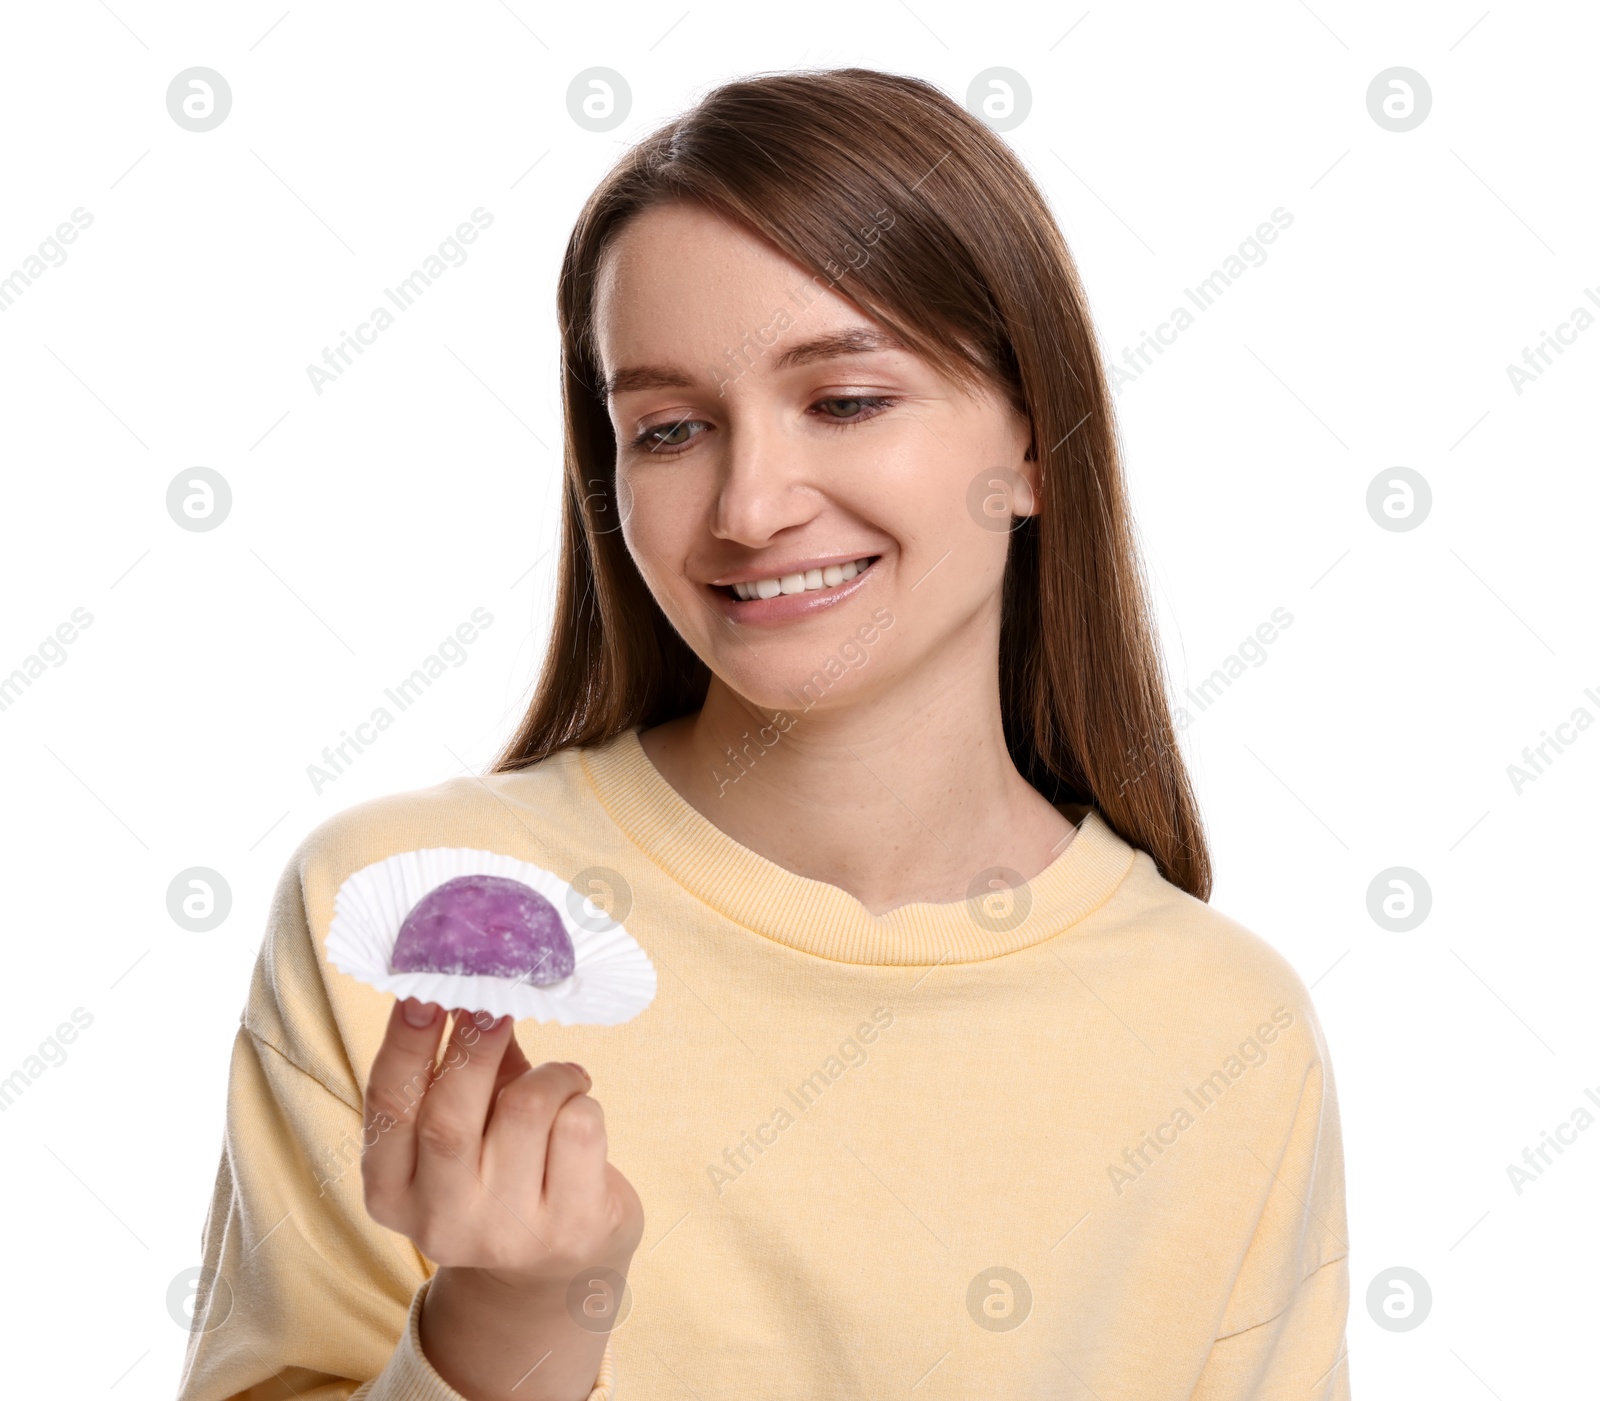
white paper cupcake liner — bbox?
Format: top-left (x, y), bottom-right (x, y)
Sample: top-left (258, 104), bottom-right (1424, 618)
top-left (326, 847), bottom-right (656, 1026)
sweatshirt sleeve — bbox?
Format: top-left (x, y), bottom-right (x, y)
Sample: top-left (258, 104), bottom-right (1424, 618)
top-left (177, 831), bottom-right (616, 1401)
top-left (1190, 1040), bottom-right (1351, 1401)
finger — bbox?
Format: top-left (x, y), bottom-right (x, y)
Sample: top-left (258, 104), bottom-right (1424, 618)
top-left (480, 1061), bottom-right (592, 1203)
top-left (410, 1009), bottom-right (518, 1200)
top-left (544, 1089), bottom-right (612, 1222)
top-left (490, 1022), bottom-right (535, 1100)
top-left (362, 998), bottom-right (448, 1207)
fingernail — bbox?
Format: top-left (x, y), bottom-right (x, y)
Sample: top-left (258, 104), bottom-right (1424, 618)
top-left (401, 998), bottom-right (436, 1027)
top-left (565, 1061), bottom-right (589, 1078)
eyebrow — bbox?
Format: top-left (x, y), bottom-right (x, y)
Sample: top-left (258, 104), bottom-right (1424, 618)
top-left (602, 326), bottom-right (908, 399)
top-left (772, 326), bottom-right (908, 370)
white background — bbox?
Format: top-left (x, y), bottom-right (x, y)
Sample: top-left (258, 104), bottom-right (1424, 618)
top-left (2, 1), bottom-right (1595, 1395)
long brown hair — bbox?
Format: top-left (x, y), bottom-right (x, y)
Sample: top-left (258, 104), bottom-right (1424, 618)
top-left (490, 67), bottom-right (1212, 900)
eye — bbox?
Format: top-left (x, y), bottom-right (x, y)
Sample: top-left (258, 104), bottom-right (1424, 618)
top-left (812, 395), bottom-right (893, 423)
top-left (632, 416), bottom-right (705, 454)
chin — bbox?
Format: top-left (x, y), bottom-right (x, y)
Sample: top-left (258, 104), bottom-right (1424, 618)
top-left (717, 622), bottom-right (896, 719)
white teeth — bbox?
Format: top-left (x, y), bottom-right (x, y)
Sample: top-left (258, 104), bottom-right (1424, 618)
top-left (732, 557), bottom-right (874, 602)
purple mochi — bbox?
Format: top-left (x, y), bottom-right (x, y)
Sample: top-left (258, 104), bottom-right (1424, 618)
top-left (390, 874), bottom-right (575, 985)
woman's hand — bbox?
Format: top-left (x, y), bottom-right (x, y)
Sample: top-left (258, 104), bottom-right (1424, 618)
top-left (361, 997), bottom-right (644, 1401)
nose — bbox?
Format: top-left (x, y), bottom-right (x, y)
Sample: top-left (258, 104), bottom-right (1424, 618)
top-left (709, 411), bottom-right (821, 548)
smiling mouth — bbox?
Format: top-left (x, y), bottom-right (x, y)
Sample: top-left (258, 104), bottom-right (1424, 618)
top-left (722, 556), bottom-right (879, 602)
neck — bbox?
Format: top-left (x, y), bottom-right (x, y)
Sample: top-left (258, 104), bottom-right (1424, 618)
top-left (638, 638), bottom-right (1075, 915)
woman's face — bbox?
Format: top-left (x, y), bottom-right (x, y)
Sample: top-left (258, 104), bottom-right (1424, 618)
top-left (592, 200), bottom-right (1035, 718)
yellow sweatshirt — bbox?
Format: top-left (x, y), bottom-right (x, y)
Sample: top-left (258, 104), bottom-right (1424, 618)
top-left (178, 727), bottom-right (1350, 1400)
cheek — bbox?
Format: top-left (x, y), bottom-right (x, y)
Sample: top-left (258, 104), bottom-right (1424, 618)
top-left (863, 429), bottom-right (1013, 575)
top-left (617, 463), bottom-right (700, 540)
top-left (619, 469), bottom-right (707, 602)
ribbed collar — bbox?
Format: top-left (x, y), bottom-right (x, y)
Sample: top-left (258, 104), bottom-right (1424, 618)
top-left (578, 728), bottom-right (1138, 965)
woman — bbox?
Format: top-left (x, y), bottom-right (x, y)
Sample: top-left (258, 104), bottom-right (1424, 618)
top-left (180, 68), bottom-right (1349, 1401)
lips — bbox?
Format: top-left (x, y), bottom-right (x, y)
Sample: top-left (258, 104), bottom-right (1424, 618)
top-left (711, 555), bottom-right (880, 622)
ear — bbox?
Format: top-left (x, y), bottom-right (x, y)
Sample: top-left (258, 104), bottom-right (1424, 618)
top-left (1012, 420), bottom-right (1042, 518)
